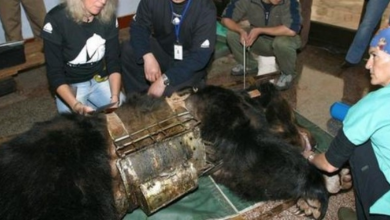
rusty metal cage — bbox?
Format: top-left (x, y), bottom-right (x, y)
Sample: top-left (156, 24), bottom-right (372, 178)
top-left (107, 105), bottom-right (208, 215)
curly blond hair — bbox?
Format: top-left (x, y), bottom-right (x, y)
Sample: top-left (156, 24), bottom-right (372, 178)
top-left (63, 0), bottom-right (118, 24)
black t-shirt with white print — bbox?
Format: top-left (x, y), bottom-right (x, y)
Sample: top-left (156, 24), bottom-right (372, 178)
top-left (41, 4), bottom-right (120, 90)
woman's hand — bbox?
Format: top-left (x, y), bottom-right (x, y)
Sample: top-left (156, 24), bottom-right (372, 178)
top-left (110, 94), bottom-right (120, 108)
top-left (302, 150), bottom-right (315, 161)
top-left (72, 101), bottom-right (94, 115)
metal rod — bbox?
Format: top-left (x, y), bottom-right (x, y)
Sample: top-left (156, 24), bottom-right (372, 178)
top-left (115, 111), bottom-right (200, 153)
top-left (208, 175), bottom-right (239, 213)
top-left (243, 41), bottom-right (246, 90)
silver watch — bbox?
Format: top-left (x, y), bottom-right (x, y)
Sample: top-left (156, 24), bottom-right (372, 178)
top-left (162, 74), bottom-right (170, 86)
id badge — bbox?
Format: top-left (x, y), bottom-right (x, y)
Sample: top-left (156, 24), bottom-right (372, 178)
top-left (174, 44), bottom-right (183, 60)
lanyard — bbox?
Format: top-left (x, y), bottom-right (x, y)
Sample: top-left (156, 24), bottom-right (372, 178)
top-left (169, 0), bottom-right (192, 43)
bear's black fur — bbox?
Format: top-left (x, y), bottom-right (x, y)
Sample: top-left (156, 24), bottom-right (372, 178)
top-left (247, 82), bottom-right (316, 150)
top-left (0, 114), bottom-right (118, 220)
top-left (185, 85), bottom-right (329, 219)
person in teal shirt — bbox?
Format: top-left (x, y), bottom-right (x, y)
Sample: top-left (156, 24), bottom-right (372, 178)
top-left (304, 27), bottom-right (390, 220)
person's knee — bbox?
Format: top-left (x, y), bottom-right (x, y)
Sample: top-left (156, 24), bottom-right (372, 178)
top-left (120, 40), bottom-right (138, 76)
top-left (121, 40), bottom-right (134, 61)
top-left (226, 30), bottom-right (240, 44)
top-left (272, 36), bottom-right (299, 53)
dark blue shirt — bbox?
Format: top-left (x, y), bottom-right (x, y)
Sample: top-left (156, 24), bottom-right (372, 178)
top-left (130, 0), bottom-right (217, 86)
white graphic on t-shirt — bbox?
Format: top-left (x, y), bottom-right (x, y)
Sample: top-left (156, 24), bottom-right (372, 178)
top-left (69, 33), bottom-right (106, 65)
top-left (43, 23), bottom-right (53, 34)
top-left (200, 39), bottom-right (210, 48)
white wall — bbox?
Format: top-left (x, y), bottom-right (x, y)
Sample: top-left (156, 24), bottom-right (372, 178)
top-left (0, 0), bottom-right (139, 44)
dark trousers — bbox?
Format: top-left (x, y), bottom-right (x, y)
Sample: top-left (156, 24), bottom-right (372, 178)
top-left (349, 141), bottom-right (390, 220)
top-left (121, 38), bottom-right (206, 97)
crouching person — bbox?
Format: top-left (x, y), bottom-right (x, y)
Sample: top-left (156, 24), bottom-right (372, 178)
top-left (41, 0), bottom-right (125, 115)
top-left (121, 0), bottom-right (216, 98)
top-left (221, 0), bottom-right (302, 90)
top-left (304, 27), bottom-right (390, 220)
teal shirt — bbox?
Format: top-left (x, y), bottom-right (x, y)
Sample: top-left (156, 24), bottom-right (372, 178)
top-left (343, 85), bottom-right (390, 216)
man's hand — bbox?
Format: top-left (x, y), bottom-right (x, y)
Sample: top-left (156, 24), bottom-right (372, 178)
top-left (246, 28), bottom-right (261, 47)
top-left (147, 76), bottom-right (166, 97)
top-left (143, 53), bottom-right (161, 82)
top-left (239, 31), bottom-right (249, 47)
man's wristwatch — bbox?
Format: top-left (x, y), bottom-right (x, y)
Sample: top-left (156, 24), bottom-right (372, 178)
top-left (162, 74), bottom-right (170, 86)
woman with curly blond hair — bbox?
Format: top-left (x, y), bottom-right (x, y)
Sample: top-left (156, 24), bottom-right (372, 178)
top-left (41, 0), bottom-right (125, 115)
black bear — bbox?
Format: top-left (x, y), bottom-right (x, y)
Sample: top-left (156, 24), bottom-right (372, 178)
top-left (0, 114), bottom-right (119, 220)
top-left (185, 85), bottom-right (329, 219)
top-left (0, 84), bottom-right (330, 219)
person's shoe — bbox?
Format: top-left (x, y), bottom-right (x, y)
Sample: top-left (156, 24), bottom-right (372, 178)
top-left (338, 207), bottom-right (357, 220)
top-left (274, 73), bottom-right (293, 91)
top-left (340, 61), bottom-right (357, 69)
top-left (231, 64), bottom-right (258, 76)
